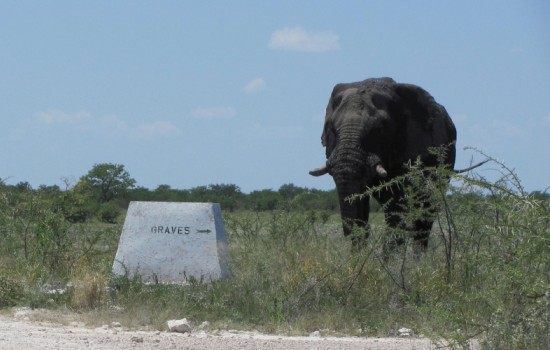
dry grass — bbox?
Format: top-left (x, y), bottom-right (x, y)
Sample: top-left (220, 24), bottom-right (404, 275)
top-left (70, 270), bottom-right (107, 310)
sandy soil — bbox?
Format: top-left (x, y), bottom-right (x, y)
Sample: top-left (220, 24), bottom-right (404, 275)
top-left (0, 308), bottom-right (450, 350)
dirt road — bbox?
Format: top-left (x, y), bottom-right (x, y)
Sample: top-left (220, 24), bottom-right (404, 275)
top-left (0, 309), bottom-right (443, 350)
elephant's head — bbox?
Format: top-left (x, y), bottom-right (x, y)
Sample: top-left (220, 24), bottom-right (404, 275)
top-left (310, 77), bottom-right (456, 239)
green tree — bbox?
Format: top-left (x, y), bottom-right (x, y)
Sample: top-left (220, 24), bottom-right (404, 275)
top-left (205, 184), bottom-right (244, 211)
top-left (79, 163), bottom-right (136, 203)
top-left (127, 186), bottom-right (154, 202)
top-left (278, 183), bottom-right (305, 200)
top-left (57, 186), bottom-right (94, 223)
top-left (151, 184), bottom-right (188, 202)
top-left (248, 189), bottom-right (280, 211)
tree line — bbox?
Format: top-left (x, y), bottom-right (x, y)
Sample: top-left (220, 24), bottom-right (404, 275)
top-left (1, 163), bottom-right (341, 224)
top-left (127, 183), bottom-right (340, 212)
top-left (3, 162), bottom-right (547, 225)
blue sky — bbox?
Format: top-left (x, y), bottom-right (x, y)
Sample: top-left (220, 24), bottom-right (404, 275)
top-left (1, 1), bottom-right (548, 193)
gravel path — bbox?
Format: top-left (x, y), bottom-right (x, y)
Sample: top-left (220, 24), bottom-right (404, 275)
top-left (0, 309), bottom-right (444, 350)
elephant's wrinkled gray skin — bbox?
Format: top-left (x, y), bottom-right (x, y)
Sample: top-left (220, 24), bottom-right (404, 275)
top-left (310, 77), bottom-right (456, 253)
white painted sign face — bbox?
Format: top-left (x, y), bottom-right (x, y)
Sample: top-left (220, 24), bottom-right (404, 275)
top-left (112, 202), bottom-right (230, 283)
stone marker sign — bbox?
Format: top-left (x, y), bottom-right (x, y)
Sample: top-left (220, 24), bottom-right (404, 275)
top-left (112, 201), bottom-right (230, 283)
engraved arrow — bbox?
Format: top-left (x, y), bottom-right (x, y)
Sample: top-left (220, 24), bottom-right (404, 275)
top-left (196, 229), bottom-right (212, 234)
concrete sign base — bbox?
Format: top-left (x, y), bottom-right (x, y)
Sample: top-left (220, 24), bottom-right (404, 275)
top-left (112, 202), bottom-right (230, 283)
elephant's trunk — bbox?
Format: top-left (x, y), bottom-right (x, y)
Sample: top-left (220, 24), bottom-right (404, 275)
top-left (316, 123), bottom-right (386, 240)
top-left (329, 136), bottom-right (371, 237)
top-left (335, 180), bottom-right (370, 238)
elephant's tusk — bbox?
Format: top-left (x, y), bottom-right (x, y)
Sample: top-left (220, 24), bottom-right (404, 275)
top-left (376, 164), bottom-right (388, 178)
top-left (309, 166), bottom-right (329, 176)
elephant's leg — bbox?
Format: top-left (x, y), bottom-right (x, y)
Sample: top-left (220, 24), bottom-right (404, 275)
top-left (412, 219), bottom-right (433, 257)
top-left (404, 180), bottom-right (437, 257)
top-left (381, 199), bottom-right (407, 259)
top-left (410, 193), bottom-right (437, 257)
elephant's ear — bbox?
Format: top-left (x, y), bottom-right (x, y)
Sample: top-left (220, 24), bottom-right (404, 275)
top-left (393, 83), bottom-right (456, 163)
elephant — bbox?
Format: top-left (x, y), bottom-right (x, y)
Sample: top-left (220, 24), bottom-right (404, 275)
top-left (309, 77), bottom-right (457, 254)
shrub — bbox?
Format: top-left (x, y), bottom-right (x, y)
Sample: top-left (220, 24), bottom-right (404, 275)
top-left (70, 271), bottom-right (107, 310)
top-left (355, 149), bottom-right (550, 349)
top-left (97, 202), bottom-right (120, 223)
top-left (0, 273), bottom-right (24, 307)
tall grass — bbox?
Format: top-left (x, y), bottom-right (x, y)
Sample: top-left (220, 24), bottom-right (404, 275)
top-left (0, 152), bottom-right (548, 349)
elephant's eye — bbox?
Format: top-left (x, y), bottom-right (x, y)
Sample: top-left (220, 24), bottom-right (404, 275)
top-left (371, 93), bottom-right (388, 110)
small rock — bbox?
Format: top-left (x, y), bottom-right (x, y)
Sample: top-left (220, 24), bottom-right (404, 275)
top-left (131, 336), bottom-right (144, 343)
top-left (167, 318), bottom-right (192, 333)
top-left (398, 327), bottom-right (413, 337)
top-left (111, 322), bottom-right (122, 328)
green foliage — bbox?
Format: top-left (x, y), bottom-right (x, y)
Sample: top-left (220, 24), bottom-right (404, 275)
top-left (0, 272), bottom-right (24, 307)
top-left (79, 163), bottom-right (136, 203)
top-left (57, 182), bottom-right (96, 223)
top-left (188, 184), bottom-right (246, 211)
top-left (97, 201), bottom-right (120, 223)
top-left (1, 156), bottom-right (548, 348)
top-left (448, 180), bottom-right (549, 349)
top-left (126, 183), bottom-right (338, 213)
top-left (33, 211), bottom-right (73, 273)
top-left (350, 148), bottom-right (550, 349)
top-left (247, 189), bottom-right (280, 210)
top-left (46, 163), bottom-right (138, 222)
top-left (0, 181), bottom-right (120, 284)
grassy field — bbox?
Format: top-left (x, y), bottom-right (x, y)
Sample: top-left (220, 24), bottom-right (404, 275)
top-left (1, 160), bottom-right (549, 349)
